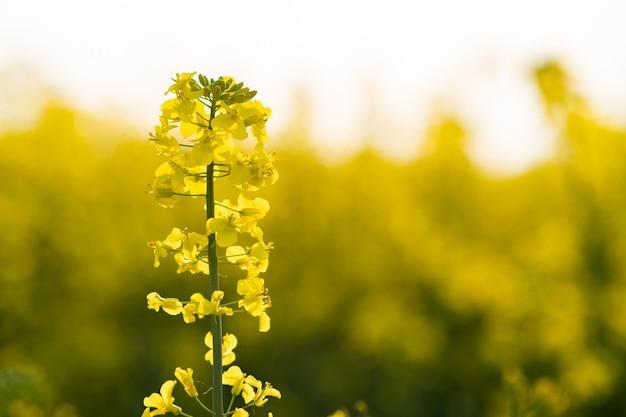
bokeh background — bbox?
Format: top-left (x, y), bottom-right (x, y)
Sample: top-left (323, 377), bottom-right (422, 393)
top-left (3, 1), bottom-right (626, 417)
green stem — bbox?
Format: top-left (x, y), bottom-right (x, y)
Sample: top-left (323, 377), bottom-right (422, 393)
top-left (206, 102), bottom-right (224, 417)
top-left (224, 403), bottom-right (254, 416)
top-left (214, 201), bottom-right (242, 213)
top-left (225, 393), bottom-right (236, 414)
top-left (194, 396), bottom-right (214, 415)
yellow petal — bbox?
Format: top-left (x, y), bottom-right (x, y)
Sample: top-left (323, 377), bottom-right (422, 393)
top-left (160, 380), bottom-right (177, 401)
top-left (232, 408), bottom-right (249, 417)
top-left (223, 352), bottom-right (236, 366)
top-left (143, 393), bottom-right (163, 408)
top-left (222, 366), bottom-right (244, 385)
top-left (217, 228), bottom-right (238, 247)
top-left (204, 331), bottom-right (213, 348)
top-left (259, 311), bottom-right (271, 332)
top-left (223, 333), bottom-right (238, 352)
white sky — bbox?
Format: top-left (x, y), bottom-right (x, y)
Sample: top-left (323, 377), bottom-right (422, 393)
top-left (2, 0), bottom-right (626, 173)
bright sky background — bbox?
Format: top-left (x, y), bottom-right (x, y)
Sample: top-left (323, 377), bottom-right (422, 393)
top-left (2, 0), bottom-right (626, 173)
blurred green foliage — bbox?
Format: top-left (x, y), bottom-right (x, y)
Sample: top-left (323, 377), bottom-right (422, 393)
top-left (2, 63), bottom-right (626, 417)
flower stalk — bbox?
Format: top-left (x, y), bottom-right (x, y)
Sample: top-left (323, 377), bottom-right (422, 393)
top-left (206, 162), bottom-right (224, 417)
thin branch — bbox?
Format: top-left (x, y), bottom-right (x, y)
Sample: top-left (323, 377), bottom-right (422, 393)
top-left (194, 396), bottom-right (215, 415)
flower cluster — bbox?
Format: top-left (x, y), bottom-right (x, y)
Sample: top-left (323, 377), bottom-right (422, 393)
top-left (141, 73), bottom-right (280, 417)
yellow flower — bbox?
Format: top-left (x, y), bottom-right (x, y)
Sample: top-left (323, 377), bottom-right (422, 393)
top-left (205, 332), bottom-right (238, 365)
top-left (232, 408), bottom-right (249, 417)
top-left (146, 292), bottom-right (183, 316)
top-left (149, 123), bottom-right (180, 156)
top-left (225, 228), bottom-right (272, 276)
top-left (259, 311), bottom-right (271, 332)
top-left (181, 303), bottom-right (197, 324)
top-left (147, 241), bottom-right (168, 268)
top-left (235, 275), bottom-right (272, 332)
top-left (251, 382), bottom-right (281, 407)
top-left (172, 231), bottom-right (209, 275)
top-left (207, 212), bottom-right (239, 247)
top-left (229, 145), bottom-right (279, 191)
top-left (222, 366), bottom-right (247, 395)
top-left (143, 380), bottom-right (182, 416)
top-left (234, 195), bottom-right (270, 232)
top-left (174, 367), bottom-right (198, 397)
top-left (149, 162), bottom-right (186, 208)
top-left (236, 100), bottom-right (271, 143)
top-left (221, 366), bottom-right (261, 403)
top-left (191, 291), bottom-right (233, 317)
top-left (189, 130), bottom-right (233, 165)
top-left (166, 72), bottom-right (202, 100)
top-left (212, 105), bottom-right (248, 140)
top-left (163, 228), bottom-right (185, 249)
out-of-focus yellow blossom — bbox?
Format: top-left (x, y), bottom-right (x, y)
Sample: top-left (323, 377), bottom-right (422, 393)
top-left (204, 332), bottom-right (238, 365)
top-left (328, 411), bottom-right (348, 417)
top-left (533, 377), bottom-right (569, 415)
top-left (143, 380), bottom-right (181, 416)
top-left (146, 292), bottom-right (183, 316)
top-left (174, 367), bottom-right (198, 398)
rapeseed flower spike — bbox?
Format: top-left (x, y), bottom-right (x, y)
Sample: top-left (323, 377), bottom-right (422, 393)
top-left (143, 73), bottom-right (279, 417)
